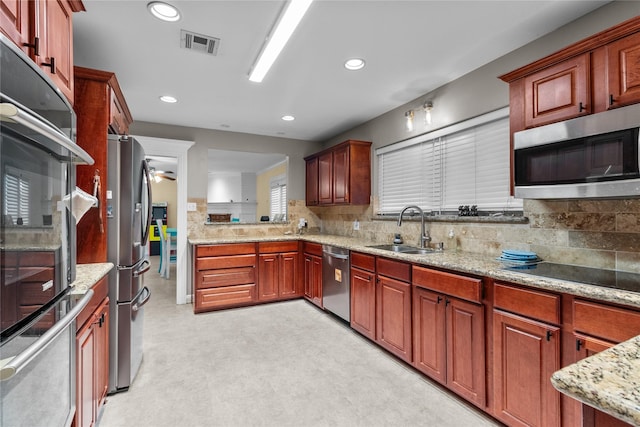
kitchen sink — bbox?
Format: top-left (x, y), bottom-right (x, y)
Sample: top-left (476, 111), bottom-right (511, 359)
top-left (367, 244), bottom-right (436, 254)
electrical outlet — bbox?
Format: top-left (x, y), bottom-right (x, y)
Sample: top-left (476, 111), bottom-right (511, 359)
top-left (187, 202), bottom-right (197, 211)
top-left (353, 220), bottom-right (360, 230)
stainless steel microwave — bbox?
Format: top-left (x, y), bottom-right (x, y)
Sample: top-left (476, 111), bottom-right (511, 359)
top-left (514, 103), bottom-right (640, 199)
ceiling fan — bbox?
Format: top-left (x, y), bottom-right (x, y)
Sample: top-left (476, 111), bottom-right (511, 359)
top-left (147, 159), bottom-right (177, 182)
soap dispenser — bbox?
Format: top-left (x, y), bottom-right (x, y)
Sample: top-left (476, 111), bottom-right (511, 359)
top-left (393, 234), bottom-right (403, 244)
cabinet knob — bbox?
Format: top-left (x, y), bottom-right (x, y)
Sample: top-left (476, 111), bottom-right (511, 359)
top-left (41, 57), bottom-right (56, 74)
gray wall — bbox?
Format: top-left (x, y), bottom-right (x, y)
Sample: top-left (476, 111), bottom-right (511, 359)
top-left (130, 121), bottom-right (322, 201)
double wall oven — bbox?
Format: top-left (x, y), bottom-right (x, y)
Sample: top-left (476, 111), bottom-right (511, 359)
top-left (0, 34), bottom-right (94, 426)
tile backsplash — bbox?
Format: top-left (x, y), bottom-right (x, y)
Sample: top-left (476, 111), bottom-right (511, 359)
top-left (187, 197), bottom-right (640, 273)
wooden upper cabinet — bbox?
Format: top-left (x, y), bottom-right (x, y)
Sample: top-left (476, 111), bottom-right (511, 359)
top-left (606, 31), bottom-right (640, 109)
top-left (304, 139), bottom-right (371, 206)
top-left (1, 0), bottom-right (85, 103)
top-left (501, 16), bottom-right (640, 133)
top-left (305, 156), bottom-right (319, 206)
top-left (524, 54), bottom-right (590, 128)
top-left (318, 151), bottom-right (333, 205)
top-left (0, 0), bottom-right (30, 52)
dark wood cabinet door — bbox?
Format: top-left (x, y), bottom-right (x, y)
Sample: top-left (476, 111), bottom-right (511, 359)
top-left (0, 0), bottom-right (29, 53)
top-left (573, 334), bottom-right (630, 427)
top-left (493, 310), bottom-right (561, 427)
top-left (76, 317), bottom-right (96, 427)
top-left (606, 31), bottom-right (640, 109)
top-left (318, 151), bottom-right (333, 205)
top-left (305, 157), bottom-right (319, 206)
top-left (258, 253), bottom-right (279, 301)
top-left (38, 0), bottom-right (74, 102)
top-left (311, 255), bottom-right (322, 307)
top-left (303, 254), bottom-right (322, 307)
top-left (524, 53), bottom-right (590, 128)
top-left (95, 298), bottom-right (110, 407)
top-left (332, 144), bottom-right (349, 204)
top-left (446, 296), bottom-right (485, 407)
top-left (278, 252), bottom-right (299, 298)
top-left (412, 287), bottom-right (446, 384)
top-left (350, 266), bottom-right (376, 341)
top-left (376, 275), bottom-right (412, 363)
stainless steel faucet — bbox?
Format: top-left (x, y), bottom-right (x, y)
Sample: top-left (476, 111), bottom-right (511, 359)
top-left (397, 205), bottom-right (431, 249)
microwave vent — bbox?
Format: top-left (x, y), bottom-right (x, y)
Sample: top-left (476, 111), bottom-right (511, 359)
top-left (180, 30), bottom-right (220, 56)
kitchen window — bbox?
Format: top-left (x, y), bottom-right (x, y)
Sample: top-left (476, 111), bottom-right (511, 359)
top-left (270, 175), bottom-right (287, 220)
top-left (377, 107), bottom-right (521, 215)
top-left (3, 168), bottom-right (31, 225)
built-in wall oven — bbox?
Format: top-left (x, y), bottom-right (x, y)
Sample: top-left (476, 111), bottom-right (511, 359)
top-left (0, 34), bottom-right (94, 426)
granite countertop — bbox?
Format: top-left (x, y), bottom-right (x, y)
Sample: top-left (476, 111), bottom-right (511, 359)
top-left (190, 234), bottom-right (640, 309)
top-left (70, 262), bottom-right (114, 295)
top-left (551, 336), bottom-right (640, 426)
top-left (190, 233), bottom-right (640, 424)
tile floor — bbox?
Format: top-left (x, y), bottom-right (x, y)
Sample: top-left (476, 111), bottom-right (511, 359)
top-left (98, 257), bottom-right (501, 427)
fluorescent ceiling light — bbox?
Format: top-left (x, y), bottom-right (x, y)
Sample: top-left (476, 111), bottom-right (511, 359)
top-left (147, 2), bottom-right (180, 22)
top-left (249, 0), bottom-right (313, 83)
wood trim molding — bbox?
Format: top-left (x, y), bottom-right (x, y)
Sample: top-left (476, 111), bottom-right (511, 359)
top-left (74, 66), bottom-right (133, 123)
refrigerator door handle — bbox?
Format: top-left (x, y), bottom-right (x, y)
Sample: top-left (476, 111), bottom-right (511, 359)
top-left (132, 259), bottom-right (151, 278)
top-left (132, 286), bottom-right (151, 312)
top-left (141, 160), bottom-right (152, 245)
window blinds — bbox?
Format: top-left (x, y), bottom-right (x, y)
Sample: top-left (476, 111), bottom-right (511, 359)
top-left (270, 183), bottom-right (287, 219)
top-left (377, 108), bottom-right (521, 214)
top-left (3, 171), bottom-right (30, 225)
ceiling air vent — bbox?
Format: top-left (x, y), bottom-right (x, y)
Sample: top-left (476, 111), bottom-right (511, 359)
top-left (180, 30), bottom-right (220, 56)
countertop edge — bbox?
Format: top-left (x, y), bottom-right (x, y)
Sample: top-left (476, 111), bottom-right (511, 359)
top-left (70, 262), bottom-right (114, 294)
top-left (551, 335), bottom-right (640, 426)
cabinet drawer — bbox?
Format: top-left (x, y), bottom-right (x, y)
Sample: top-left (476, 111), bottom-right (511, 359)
top-left (20, 251), bottom-right (55, 266)
top-left (573, 299), bottom-right (640, 343)
top-left (196, 254), bottom-right (256, 270)
top-left (195, 285), bottom-right (256, 312)
top-left (303, 242), bottom-right (322, 257)
top-left (412, 266), bottom-right (482, 303)
top-left (494, 282), bottom-right (560, 324)
top-left (351, 251), bottom-right (375, 273)
top-left (17, 281), bottom-right (55, 305)
top-left (258, 241), bottom-right (299, 253)
top-left (196, 267), bottom-right (255, 289)
top-left (196, 243), bottom-right (255, 257)
top-left (75, 277), bottom-right (108, 331)
top-left (376, 257), bottom-right (410, 283)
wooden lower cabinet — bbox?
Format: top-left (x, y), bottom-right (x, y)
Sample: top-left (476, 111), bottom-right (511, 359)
top-left (257, 241), bottom-right (300, 302)
top-left (493, 309), bottom-right (560, 427)
top-left (194, 243), bottom-right (257, 313)
top-left (350, 265), bottom-right (375, 340)
top-left (376, 274), bottom-right (412, 363)
top-left (303, 242), bottom-right (322, 308)
top-left (413, 287), bottom-right (485, 407)
top-left (75, 280), bottom-right (109, 427)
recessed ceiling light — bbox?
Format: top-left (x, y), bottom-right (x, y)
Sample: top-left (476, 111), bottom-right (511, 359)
top-left (147, 2), bottom-right (180, 22)
top-left (344, 58), bottom-right (365, 71)
top-left (159, 95), bottom-right (177, 103)
top-left (281, 115), bottom-right (295, 121)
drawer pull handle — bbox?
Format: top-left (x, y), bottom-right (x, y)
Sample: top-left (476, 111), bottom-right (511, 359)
top-left (41, 57), bottom-right (56, 74)
top-left (23, 37), bottom-right (40, 56)
top-left (576, 339), bottom-right (583, 351)
top-left (546, 330), bottom-right (553, 341)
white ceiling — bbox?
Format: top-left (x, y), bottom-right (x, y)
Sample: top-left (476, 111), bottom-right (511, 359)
top-left (73, 0), bottom-right (609, 142)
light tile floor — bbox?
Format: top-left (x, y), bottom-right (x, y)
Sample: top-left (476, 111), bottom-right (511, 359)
top-left (98, 256), bottom-right (501, 427)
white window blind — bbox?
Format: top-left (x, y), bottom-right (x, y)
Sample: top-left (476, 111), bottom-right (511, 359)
top-left (3, 170), bottom-right (30, 225)
top-left (270, 175), bottom-right (287, 219)
top-left (377, 108), bottom-right (521, 214)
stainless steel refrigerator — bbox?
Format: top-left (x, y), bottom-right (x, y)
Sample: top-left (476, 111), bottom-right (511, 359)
top-left (107, 135), bottom-right (152, 394)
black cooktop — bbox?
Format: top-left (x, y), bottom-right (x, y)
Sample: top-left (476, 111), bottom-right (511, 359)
top-left (506, 262), bottom-right (640, 293)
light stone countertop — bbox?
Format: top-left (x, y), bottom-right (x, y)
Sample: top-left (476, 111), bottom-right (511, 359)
top-left (70, 262), bottom-right (114, 294)
top-left (190, 233), bottom-right (640, 424)
top-left (551, 336), bottom-right (640, 426)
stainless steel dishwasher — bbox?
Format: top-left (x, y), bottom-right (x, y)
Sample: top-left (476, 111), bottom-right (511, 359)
top-left (322, 245), bottom-right (350, 322)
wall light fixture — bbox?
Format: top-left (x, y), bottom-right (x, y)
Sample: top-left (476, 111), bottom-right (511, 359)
top-left (404, 101), bottom-right (434, 131)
